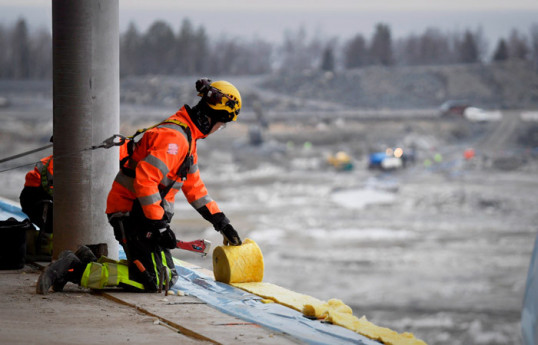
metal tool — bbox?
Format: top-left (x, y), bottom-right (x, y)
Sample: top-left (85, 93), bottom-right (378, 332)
top-left (176, 239), bottom-right (211, 256)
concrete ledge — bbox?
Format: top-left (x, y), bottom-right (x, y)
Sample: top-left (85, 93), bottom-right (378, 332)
top-left (0, 266), bottom-right (299, 345)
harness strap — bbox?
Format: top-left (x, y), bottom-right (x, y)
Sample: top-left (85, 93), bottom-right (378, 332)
top-left (40, 157), bottom-right (53, 197)
top-left (120, 119), bottom-right (193, 200)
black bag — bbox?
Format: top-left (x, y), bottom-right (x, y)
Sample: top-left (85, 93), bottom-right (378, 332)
top-left (0, 217), bottom-right (34, 269)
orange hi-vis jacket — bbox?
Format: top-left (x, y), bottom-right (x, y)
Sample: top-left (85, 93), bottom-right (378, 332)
top-left (106, 106), bottom-right (222, 221)
top-left (25, 155), bottom-right (54, 196)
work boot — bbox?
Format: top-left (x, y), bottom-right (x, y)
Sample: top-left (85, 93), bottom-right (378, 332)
top-left (51, 249), bottom-right (87, 292)
top-left (74, 245), bottom-right (98, 264)
top-left (49, 246), bottom-right (97, 292)
top-left (36, 250), bottom-right (82, 294)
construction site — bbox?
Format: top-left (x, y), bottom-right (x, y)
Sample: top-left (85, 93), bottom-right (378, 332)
top-left (1, 2), bottom-right (538, 345)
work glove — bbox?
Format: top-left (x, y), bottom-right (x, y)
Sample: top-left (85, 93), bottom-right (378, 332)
top-left (144, 219), bottom-right (168, 242)
top-left (198, 209), bottom-right (242, 246)
top-left (219, 223), bottom-right (242, 246)
top-left (208, 212), bottom-right (241, 246)
top-left (144, 218), bottom-right (177, 249)
top-left (108, 212), bottom-right (128, 243)
top-left (158, 226), bottom-right (177, 249)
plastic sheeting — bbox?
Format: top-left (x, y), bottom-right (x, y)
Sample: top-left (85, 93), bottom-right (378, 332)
top-left (120, 249), bottom-right (378, 345)
top-left (170, 263), bottom-right (380, 345)
top-left (0, 197), bottom-right (28, 221)
top-left (522, 233), bottom-right (538, 345)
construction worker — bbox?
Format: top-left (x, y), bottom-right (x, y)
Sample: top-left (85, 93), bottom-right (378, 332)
top-left (20, 154), bottom-right (54, 256)
top-left (37, 78), bottom-right (243, 294)
top-left (20, 141), bottom-right (129, 257)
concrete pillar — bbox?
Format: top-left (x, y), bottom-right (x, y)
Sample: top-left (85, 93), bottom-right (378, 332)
top-left (52, 0), bottom-right (119, 259)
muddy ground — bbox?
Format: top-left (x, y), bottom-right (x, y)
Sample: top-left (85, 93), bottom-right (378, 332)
top-left (0, 80), bottom-right (537, 345)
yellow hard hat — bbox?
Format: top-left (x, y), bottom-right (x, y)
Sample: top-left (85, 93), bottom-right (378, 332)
top-left (196, 79), bottom-right (242, 122)
top-left (335, 151), bottom-right (351, 163)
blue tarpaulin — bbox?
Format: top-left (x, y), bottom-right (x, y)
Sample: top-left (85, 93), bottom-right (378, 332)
top-left (118, 254), bottom-right (380, 345)
top-left (0, 197), bottom-right (28, 221)
top-left (168, 263), bottom-right (380, 345)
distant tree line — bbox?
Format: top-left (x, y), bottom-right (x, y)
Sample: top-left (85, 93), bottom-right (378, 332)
top-left (0, 18), bottom-right (51, 79)
top-left (1, 17), bottom-right (537, 79)
top-left (120, 19), bottom-right (273, 76)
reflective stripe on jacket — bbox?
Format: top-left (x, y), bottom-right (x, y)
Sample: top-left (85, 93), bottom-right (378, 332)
top-left (106, 106), bottom-right (222, 220)
top-left (80, 260), bottom-right (145, 290)
top-left (24, 155), bottom-right (53, 196)
top-left (80, 252), bottom-right (173, 291)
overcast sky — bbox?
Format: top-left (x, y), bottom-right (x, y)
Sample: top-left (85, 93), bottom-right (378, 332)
top-left (5, 0), bottom-right (538, 10)
top-left (1, 0), bottom-right (537, 46)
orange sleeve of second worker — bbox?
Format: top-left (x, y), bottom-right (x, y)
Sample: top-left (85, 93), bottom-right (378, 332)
top-left (24, 167), bottom-right (41, 187)
top-left (24, 155), bottom-right (52, 187)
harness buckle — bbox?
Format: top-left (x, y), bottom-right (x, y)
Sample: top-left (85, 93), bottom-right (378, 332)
top-left (101, 134), bottom-right (127, 149)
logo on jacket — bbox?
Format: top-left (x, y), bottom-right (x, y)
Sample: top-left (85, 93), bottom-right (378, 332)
top-left (167, 143), bottom-right (179, 155)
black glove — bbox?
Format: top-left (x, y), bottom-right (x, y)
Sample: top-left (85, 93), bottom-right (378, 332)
top-left (144, 219), bottom-right (168, 242)
top-left (209, 212), bottom-right (230, 231)
top-left (219, 223), bottom-right (242, 246)
top-left (158, 226), bottom-right (177, 249)
top-left (196, 208), bottom-right (241, 246)
top-left (108, 212), bottom-right (128, 243)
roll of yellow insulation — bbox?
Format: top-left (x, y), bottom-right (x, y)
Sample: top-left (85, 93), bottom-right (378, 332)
top-left (212, 238), bottom-right (264, 284)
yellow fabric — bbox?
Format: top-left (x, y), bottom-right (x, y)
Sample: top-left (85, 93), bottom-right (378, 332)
top-left (303, 298), bottom-right (353, 319)
top-left (235, 283), bottom-right (427, 345)
top-left (212, 238), bottom-right (264, 284)
top-left (213, 238), bottom-right (427, 344)
top-left (232, 282), bottom-right (324, 312)
top-left (326, 313), bottom-right (427, 345)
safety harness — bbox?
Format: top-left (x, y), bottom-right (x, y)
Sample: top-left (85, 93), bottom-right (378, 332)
top-left (120, 119), bottom-right (193, 200)
top-left (39, 157), bottom-right (53, 197)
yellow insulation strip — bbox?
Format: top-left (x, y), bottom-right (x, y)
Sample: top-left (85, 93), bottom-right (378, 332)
top-left (232, 282), bottom-right (324, 312)
top-left (326, 312), bottom-right (427, 345)
top-left (303, 298), bottom-right (353, 319)
top-left (212, 238), bottom-right (427, 345)
top-left (212, 238), bottom-right (264, 284)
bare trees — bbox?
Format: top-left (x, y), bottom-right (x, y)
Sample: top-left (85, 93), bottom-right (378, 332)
top-left (459, 30), bottom-right (480, 63)
top-left (344, 34), bottom-right (368, 69)
top-left (370, 24), bottom-right (393, 66)
top-left (343, 24), bottom-right (394, 68)
top-left (1, 17), bottom-right (538, 79)
top-left (491, 27), bottom-right (536, 64)
top-left (395, 28), bottom-right (452, 66)
top-left (0, 18), bottom-right (51, 79)
top-left (393, 27), bottom-right (490, 66)
top-left (492, 39), bottom-right (509, 61)
top-left (119, 19), bottom-right (271, 76)
top-left (531, 24), bottom-right (538, 71)
top-left (344, 25), bottom-right (496, 68)
top-left (507, 29), bottom-right (530, 60)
